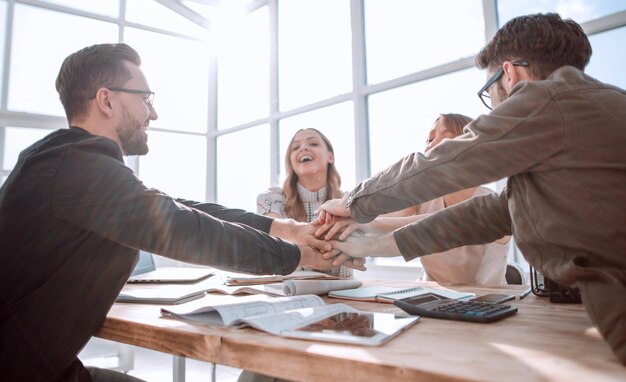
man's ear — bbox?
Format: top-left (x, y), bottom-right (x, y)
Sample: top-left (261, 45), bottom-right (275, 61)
top-left (502, 61), bottom-right (519, 90)
top-left (94, 88), bottom-right (114, 117)
top-left (502, 61), bottom-right (531, 90)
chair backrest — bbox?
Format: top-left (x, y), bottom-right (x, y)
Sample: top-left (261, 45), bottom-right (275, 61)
top-left (506, 261), bottom-right (525, 285)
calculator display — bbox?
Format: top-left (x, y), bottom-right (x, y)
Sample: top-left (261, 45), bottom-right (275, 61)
top-left (404, 294), bottom-right (444, 305)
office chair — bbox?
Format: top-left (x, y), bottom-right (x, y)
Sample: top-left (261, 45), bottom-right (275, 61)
top-left (505, 261), bottom-right (526, 285)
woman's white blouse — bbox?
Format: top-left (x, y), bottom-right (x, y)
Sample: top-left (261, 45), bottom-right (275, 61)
top-left (257, 184), bottom-right (352, 278)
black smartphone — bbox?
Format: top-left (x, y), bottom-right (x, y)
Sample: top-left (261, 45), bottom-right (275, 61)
top-left (471, 293), bottom-right (515, 304)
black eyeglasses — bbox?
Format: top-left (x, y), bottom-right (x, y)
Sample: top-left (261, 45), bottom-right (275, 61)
top-left (477, 60), bottom-right (529, 110)
top-left (106, 87), bottom-right (155, 110)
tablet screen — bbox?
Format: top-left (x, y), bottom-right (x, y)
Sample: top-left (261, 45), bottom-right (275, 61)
top-left (286, 310), bottom-right (419, 346)
top-left (296, 312), bottom-right (378, 337)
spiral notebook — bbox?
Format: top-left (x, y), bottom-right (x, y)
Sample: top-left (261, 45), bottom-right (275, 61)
top-left (328, 285), bottom-right (474, 304)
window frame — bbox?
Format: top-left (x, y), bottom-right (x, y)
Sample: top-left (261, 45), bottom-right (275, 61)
top-left (2, 0), bottom-right (626, 278)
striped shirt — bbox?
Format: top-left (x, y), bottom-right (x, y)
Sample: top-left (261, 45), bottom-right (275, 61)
top-left (257, 184), bottom-right (353, 278)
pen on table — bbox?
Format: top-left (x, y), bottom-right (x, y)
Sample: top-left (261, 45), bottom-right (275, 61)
top-left (519, 287), bottom-right (532, 299)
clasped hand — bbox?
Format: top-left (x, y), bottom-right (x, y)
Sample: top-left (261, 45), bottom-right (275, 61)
top-left (311, 196), bottom-right (400, 267)
top-left (311, 217), bottom-right (375, 268)
top-left (288, 220), bottom-right (366, 271)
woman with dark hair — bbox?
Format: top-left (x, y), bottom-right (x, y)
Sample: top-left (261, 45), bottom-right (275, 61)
top-left (318, 114), bottom-right (510, 284)
top-left (257, 128), bottom-right (351, 278)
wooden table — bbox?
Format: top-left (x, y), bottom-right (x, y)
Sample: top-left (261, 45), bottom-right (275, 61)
top-left (97, 281), bottom-right (626, 381)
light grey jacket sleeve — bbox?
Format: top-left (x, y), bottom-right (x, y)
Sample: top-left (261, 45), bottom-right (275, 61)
top-left (346, 78), bottom-right (566, 223)
top-left (257, 186), bottom-right (286, 216)
top-left (394, 191), bottom-right (512, 261)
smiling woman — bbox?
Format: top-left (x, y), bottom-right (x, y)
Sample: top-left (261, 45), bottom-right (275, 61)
top-left (256, 128), bottom-right (351, 278)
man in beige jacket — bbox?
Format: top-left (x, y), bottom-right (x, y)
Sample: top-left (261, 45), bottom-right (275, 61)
top-left (316, 13), bottom-right (626, 364)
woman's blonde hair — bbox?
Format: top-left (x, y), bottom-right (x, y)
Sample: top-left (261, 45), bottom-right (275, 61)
top-left (282, 128), bottom-right (342, 222)
top-left (436, 113), bottom-right (472, 137)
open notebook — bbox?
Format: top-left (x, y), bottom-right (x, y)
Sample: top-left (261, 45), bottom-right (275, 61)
top-left (328, 285), bottom-right (475, 303)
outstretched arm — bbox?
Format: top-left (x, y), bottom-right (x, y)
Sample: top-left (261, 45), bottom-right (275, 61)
top-left (394, 191), bottom-right (512, 261)
top-left (181, 198), bottom-right (337, 255)
top-left (345, 92), bottom-right (565, 223)
top-left (315, 212), bottom-right (432, 241)
top-left (322, 232), bottom-right (402, 267)
top-left (327, 191), bottom-right (511, 267)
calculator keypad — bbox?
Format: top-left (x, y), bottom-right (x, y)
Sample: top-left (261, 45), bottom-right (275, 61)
top-left (434, 301), bottom-right (511, 317)
top-left (394, 296), bottom-right (518, 323)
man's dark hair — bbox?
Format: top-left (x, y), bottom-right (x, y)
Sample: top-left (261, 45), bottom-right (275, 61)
top-left (476, 13), bottom-right (592, 79)
top-left (55, 43), bottom-right (141, 121)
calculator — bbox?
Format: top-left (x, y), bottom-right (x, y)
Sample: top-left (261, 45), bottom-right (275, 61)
top-left (393, 292), bottom-right (518, 323)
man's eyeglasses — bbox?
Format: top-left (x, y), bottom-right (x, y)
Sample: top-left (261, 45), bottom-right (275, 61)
top-left (477, 60), bottom-right (529, 110)
top-left (106, 87), bottom-right (155, 110)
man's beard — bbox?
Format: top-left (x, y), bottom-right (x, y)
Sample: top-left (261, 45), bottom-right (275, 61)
top-left (117, 106), bottom-right (149, 156)
top-left (495, 82), bottom-right (509, 106)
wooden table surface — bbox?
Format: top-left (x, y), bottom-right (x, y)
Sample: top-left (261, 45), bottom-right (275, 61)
top-left (97, 280), bottom-right (626, 381)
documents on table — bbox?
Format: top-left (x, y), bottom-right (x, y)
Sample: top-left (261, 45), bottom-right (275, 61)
top-left (161, 294), bottom-right (419, 346)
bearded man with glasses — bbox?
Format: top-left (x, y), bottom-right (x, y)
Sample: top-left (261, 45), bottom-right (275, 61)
top-left (0, 43), bottom-right (364, 382)
top-left (316, 13), bottom-right (626, 365)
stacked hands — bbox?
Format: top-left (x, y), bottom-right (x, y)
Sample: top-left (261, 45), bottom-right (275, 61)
top-left (287, 195), bottom-right (398, 272)
top-left (314, 196), bottom-right (375, 270)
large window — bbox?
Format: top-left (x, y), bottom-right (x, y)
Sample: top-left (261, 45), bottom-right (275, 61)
top-left (278, 0), bottom-right (352, 111)
top-left (138, 131), bottom-right (207, 202)
top-left (9, 4), bottom-right (117, 115)
top-left (587, 26), bottom-right (626, 89)
top-left (39, 0), bottom-right (119, 17)
top-left (497, 0), bottom-right (626, 25)
top-left (125, 0), bottom-right (206, 38)
top-left (217, 6), bottom-right (269, 129)
top-left (365, 0), bottom-right (485, 85)
top-left (123, 25), bottom-right (211, 200)
top-left (217, 125), bottom-right (270, 212)
top-left (2, 0), bottom-right (626, 278)
top-left (0, 1), bottom-right (213, 198)
top-left (0, 0), bottom-right (7, 108)
top-left (3, 127), bottom-right (50, 170)
top-left (124, 28), bottom-right (211, 134)
top-left (368, 68), bottom-right (485, 176)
